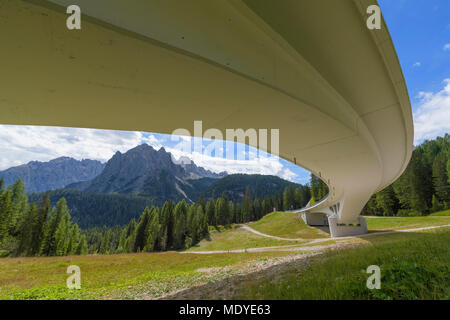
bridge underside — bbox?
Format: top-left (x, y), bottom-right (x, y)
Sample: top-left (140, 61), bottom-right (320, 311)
top-left (1, 0), bottom-right (413, 236)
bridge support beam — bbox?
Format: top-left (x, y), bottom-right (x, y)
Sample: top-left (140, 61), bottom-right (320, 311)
top-left (328, 216), bottom-right (367, 238)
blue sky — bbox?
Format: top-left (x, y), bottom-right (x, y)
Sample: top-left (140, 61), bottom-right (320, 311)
top-left (380, 0), bottom-right (450, 143)
top-left (0, 2), bottom-right (448, 183)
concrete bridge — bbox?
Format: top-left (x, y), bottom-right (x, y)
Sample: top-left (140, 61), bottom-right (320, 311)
top-left (0, 0), bottom-right (413, 236)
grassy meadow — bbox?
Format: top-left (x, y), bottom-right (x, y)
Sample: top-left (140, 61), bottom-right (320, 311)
top-left (234, 227), bottom-right (450, 300)
top-left (1, 210), bottom-right (449, 300)
top-left (0, 250), bottom-right (298, 300)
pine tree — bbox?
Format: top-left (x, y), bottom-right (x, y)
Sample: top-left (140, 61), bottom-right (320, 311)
top-left (40, 198), bottom-right (69, 256)
top-left (198, 194), bottom-right (206, 213)
top-left (409, 151), bottom-right (429, 214)
top-left (198, 205), bottom-right (208, 239)
top-left (241, 187), bottom-right (252, 222)
top-left (67, 224), bottom-right (80, 255)
top-left (232, 201), bottom-right (241, 223)
top-left (205, 199), bottom-right (216, 226)
top-left (432, 152), bottom-right (449, 204)
top-left (8, 178), bottom-right (28, 236)
top-left (283, 185), bottom-right (295, 210)
top-left (75, 235), bottom-right (88, 255)
top-left (0, 189), bottom-right (13, 242)
top-left (16, 203), bottom-right (37, 256)
top-left (159, 201), bottom-right (174, 250)
top-left (54, 210), bottom-right (71, 256)
top-left (253, 199), bottom-right (262, 220)
top-left (30, 193), bottom-right (50, 255)
top-left (172, 200), bottom-right (187, 249)
top-left (144, 207), bottom-right (159, 252)
top-left (124, 218), bottom-right (136, 252)
top-left (99, 230), bottom-right (111, 254)
top-left (134, 207), bottom-right (151, 252)
top-left (431, 194), bottom-right (443, 213)
top-left (375, 185), bottom-right (398, 216)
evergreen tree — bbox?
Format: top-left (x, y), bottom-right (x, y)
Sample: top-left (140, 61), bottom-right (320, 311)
top-left (242, 187), bottom-right (252, 222)
top-left (159, 200), bottom-right (174, 250)
top-left (134, 207), bottom-right (152, 252)
top-left (172, 200), bottom-right (187, 249)
top-left (283, 185), bottom-right (295, 210)
top-left (8, 178), bottom-right (28, 236)
top-left (75, 234), bottom-right (88, 255)
top-left (30, 193), bottom-right (50, 255)
top-left (0, 189), bottom-right (13, 243)
top-left (253, 199), bottom-right (262, 220)
top-left (205, 199), bottom-right (216, 226)
top-left (99, 230), bottom-right (111, 254)
top-left (144, 207), bottom-right (159, 252)
top-left (0, 177), bottom-right (4, 193)
top-left (432, 152), bottom-right (449, 205)
top-left (198, 193), bottom-right (206, 213)
top-left (375, 185), bottom-right (398, 216)
top-left (54, 210), bottom-right (71, 256)
top-left (67, 224), bottom-right (80, 255)
top-left (40, 198), bottom-right (69, 256)
top-left (431, 194), bottom-right (443, 212)
top-left (16, 203), bottom-right (37, 256)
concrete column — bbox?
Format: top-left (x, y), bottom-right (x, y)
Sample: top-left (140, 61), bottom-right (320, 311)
top-left (301, 212), bottom-right (329, 226)
top-left (328, 216), bottom-right (367, 237)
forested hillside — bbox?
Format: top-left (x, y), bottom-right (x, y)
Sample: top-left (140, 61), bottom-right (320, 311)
top-left (202, 174), bottom-right (305, 202)
top-left (1, 135), bottom-right (448, 258)
top-left (28, 190), bottom-right (154, 229)
top-left (0, 176), bottom-right (308, 257)
top-left (28, 174), bottom-right (303, 229)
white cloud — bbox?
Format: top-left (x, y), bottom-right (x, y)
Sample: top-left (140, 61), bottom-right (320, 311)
top-left (413, 79), bottom-right (450, 144)
top-left (444, 43), bottom-right (450, 51)
top-left (413, 61), bottom-right (421, 67)
top-left (0, 125), bottom-right (146, 170)
top-left (167, 147), bottom-right (298, 182)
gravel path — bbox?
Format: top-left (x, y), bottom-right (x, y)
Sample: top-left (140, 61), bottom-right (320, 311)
top-left (151, 224), bottom-right (450, 300)
top-left (236, 224), bottom-right (307, 241)
top-left (184, 224), bottom-right (450, 254)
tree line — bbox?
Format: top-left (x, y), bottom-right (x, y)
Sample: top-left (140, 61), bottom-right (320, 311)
top-left (0, 181), bottom-right (88, 257)
top-left (72, 184), bottom-right (311, 255)
top-left (0, 176), bottom-right (309, 256)
top-left (363, 134), bottom-right (449, 216)
top-left (1, 135), bottom-right (447, 256)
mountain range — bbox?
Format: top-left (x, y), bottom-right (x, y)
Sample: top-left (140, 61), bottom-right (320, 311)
top-left (0, 157), bottom-right (105, 193)
top-left (5, 144), bottom-right (302, 228)
top-left (66, 144), bottom-right (227, 202)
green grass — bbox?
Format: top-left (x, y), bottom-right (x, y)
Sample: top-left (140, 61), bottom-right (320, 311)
top-left (186, 226), bottom-right (302, 252)
top-left (2, 211), bottom-right (449, 300)
top-left (429, 209), bottom-right (450, 216)
top-left (234, 227), bottom-right (450, 300)
top-left (0, 250), bottom-right (295, 300)
top-left (365, 215), bottom-right (450, 231)
top-left (248, 212), bottom-right (329, 239)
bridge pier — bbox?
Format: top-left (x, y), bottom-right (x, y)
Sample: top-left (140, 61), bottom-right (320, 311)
top-left (328, 216), bottom-right (367, 237)
top-left (301, 212), bottom-right (329, 226)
